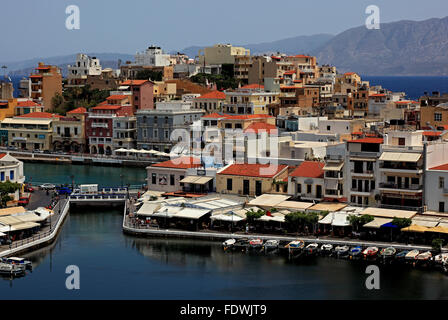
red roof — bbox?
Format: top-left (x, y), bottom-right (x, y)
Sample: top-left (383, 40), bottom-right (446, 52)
top-left (344, 72), bottom-right (356, 76)
top-left (244, 122), bottom-right (278, 134)
top-left (196, 91), bottom-right (226, 100)
top-left (67, 107), bottom-right (87, 114)
top-left (370, 94), bottom-right (386, 97)
top-left (201, 113), bottom-right (274, 120)
top-left (288, 54), bottom-right (312, 58)
top-left (219, 163), bottom-right (287, 178)
top-left (347, 138), bottom-right (383, 144)
top-left (29, 75), bottom-right (43, 78)
top-left (16, 100), bottom-right (41, 107)
top-left (18, 112), bottom-right (62, 119)
top-left (430, 163), bottom-right (448, 171)
top-left (107, 95), bottom-right (128, 100)
top-left (151, 157), bottom-right (202, 169)
top-left (283, 70), bottom-right (296, 75)
top-left (290, 161), bottom-right (324, 178)
top-left (91, 105), bottom-right (122, 110)
top-left (240, 84), bottom-right (264, 90)
top-left (121, 80), bottom-right (148, 86)
top-left (423, 131), bottom-right (442, 137)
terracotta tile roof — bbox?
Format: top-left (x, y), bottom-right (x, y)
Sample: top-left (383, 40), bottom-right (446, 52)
top-left (201, 113), bottom-right (274, 120)
top-left (196, 91), bottom-right (226, 100)
top-left (29, 75), bottom-right (43, 78)
top-left (240, 84), bottom-right (264, 90)
top-left (67, 107), bottom-right (87, 114)
top-left (430, 163), bottom-right (448, 171)
top-left (344, 72), bottom-right (356, 76)
top-left (151, 157), bottom-right (202, 169)
top-left (201, 113), bottom-right (227, 119)
top-left (91, 105), bottom-right (122, 110)
top-left (290, 161), bottom-right (324, 178)
top-left (0, 153), bottom-right (6, 160)
top-left (369, 94), bottom-right (386, 97)
top-left (16, 100), bottom-right (41, 107)
top-left (219, 163), bottom-right (287, 178)
top-left (347, 137), bottom-right (383, 144)
top-left (288, 54), bottom-right (312, 58)
top-left (244, 122), bottom-right (278, 134)
top-left (121, 80), bottom-right (148, 86)
top-left (283, 70), bottom-right (296, 75)
top-left (18, 112), bottom-right (62, 119)
top-left (423, 131), bottom-right (442, 136)
top-left (107, 95), bottom-right (128, 100)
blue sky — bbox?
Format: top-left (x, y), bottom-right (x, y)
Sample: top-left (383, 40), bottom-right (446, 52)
top-left (1, 0), bottom-right (447, 62)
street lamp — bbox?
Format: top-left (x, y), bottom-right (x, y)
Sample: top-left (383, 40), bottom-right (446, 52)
top-left (70, 175), bottom-right (74, 192)
top-left (120, 174), bottom-right (123, 188)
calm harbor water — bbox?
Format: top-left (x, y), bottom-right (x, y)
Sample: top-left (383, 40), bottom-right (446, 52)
top-left (1, 163), bottom-right (447, 299)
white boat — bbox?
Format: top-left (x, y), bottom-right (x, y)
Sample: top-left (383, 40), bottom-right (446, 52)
top-left (335, 245), bottom-right (349, 256)
top-left (434, 253), bottom-right (448, 264)
top-left (0, 262), bottom-right (26, 276)
top-left (415, 251), bottom-right (432, 261)
top-left (285, 240), bottom-right (305, 249)
top-left (320, 244), bottom-right (333, 253)
top-left (405, 249), bottom-right (420, 260)
top-left (363, 247), bottom-right (379, 258)
top-left (305, 243), bottom-right (319, 254)
top-left (4, 257), bottom-right (32, 270)
top-left (222, 239), bottom-right (236, 248)
top-left (264, 240), bottom-right (279, 249)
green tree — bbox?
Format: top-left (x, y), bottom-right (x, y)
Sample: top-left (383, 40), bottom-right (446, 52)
top-left (347, 214), bottom-right (374, 231)
top-left (245, 209), bottom-right (265, 224)
top-left (51, 92), bottom-right (64, 113)
top-left (0, 181), bottom-right (20, 208)
top-left (432, 238), bottom-right (444, 252)
top-left (391, 217), bottom-right (412, 229)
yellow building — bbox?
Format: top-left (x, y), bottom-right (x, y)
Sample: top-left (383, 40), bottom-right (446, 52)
top-left (198, 44), bottom-right (250, 65)
top-left (216, 163), bottom-right (288, 196)
top-left (0, 99), bottom-right (16, 120)
top-left (223, 84), bottom-right (278, 115)
top-left (153, 81), bottom-right (177, 102)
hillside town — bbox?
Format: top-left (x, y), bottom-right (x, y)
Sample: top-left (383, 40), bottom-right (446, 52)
top-left (0, 43), bottom-right (448, 241)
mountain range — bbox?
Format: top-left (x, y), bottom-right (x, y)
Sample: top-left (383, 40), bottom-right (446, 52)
top-left (2, 16), bottom-right (448, 76)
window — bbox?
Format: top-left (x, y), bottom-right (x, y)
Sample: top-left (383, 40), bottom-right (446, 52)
top-left (151, 173), bottom-right (157, 184)
top-left (398, 138), bottom-right (405, 146)
top-left (227, 178), bottom-right (232, 191)
top-left (0, 172), bottom-right (4, 181)
top-left (440, 177), bottom-right (445, 189)
top-left (435, 113), bottom-right (442, 122)
top-left (9, 170), bottom-right (14, 180)
top-left (411, 177), bottom-right (419, 185)
top-left (297, 183), bottom-right (301, 193)
top-left (74, 127), bottom-right (78, 135)
top-left (352, 179), bottom-right (357, 188)
top-left (170, 174), bottom-right (175, 186)
top-left (153, 129), bottom-right (158, 138)
top-left (307, 184), bottom-right (312, 194)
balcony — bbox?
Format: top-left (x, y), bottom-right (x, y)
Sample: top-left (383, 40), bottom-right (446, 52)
top-left (324, 190), bottom-right (344, 198)
top-left (379, 162), bottom-right (423, 174)
top-left (350, 188), bottom-right (373, 196)
top-left (350, 169), bottom-right (374, 178)
top-left (325, 171), bottom-right (343, 179)
top-left (379, 182), bottom-right (423, 193)
top-left (91, 123), bottom-right (109, 128)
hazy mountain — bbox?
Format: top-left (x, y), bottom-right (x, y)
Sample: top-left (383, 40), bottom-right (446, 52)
top-left (2, 53), bottom-right (133, 77)
top-left (316, 16), bottom-right (448, 76)
top-left (180, 34), bottom-right (334, 58)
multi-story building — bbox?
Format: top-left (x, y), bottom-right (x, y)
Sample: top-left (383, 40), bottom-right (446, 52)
top-left (420, 91), bottom-right (448, 107)
top-left (136, 102), bottom-right (204, 153)
top-left (223, 85), bottom-right (278, 115)
top-left (378, 130), bottom-right (425, 210)
top-left (0, 99), bottom-right (16, 120)
top-left (153, 81), bottom-right (177, 102)
top-left (86, 104), bottom-right (134, 155)
top-left (14, 99), bottom-right (44, 116)
top-left (234, 55), bottom-right (252, 85)
top-left (52, 107), bottom-right (86, 153)
top-left (29, 63), bottom-right (62, 111)
top-left (0, 153), bottom-right (25, 200)
top-left (270, 86), bottom-right (320, 117)
top-left (193, 91), bottom-right (226, 113)
top-left (348, 86), bottom-right (370, 118)
top-left (346, 137), bottom-right (383, 206)
top-left (0, 81), bottom-right (13, 100)
top-left (198, 44), bottom-right (250, 66)
top-left (113, 114), bottom-right (137, 152)
top-left (0, 112), bottom-right (61, 151)
top-left (133, 46), bottom-right (172, 67)
top-left (67, 54), bottom-right (102, 87)
top-left (420, 103), bottom-right (448, 129)
top-left (119, 80), bottom-right (154, 111)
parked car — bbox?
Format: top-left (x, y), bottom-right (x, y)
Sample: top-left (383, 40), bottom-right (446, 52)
top-left (17, 196), bottom-right (30, 206)
top-left (24, 185), bottom-right (34, 192)
top-left (34, 149), bottom-right (44, 154)
top-left (39, 183), bottom-right (56, 190)
top-left (7, 146), bottom-right (18, 151)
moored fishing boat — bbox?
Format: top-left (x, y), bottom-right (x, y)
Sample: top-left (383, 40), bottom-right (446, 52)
top-left (433, 253), bottom-right (448, 266)
top-left (263, 239), bottom-right (279, 252)
top-left (320, 244), bottom-right (333, 255)
top-left (285, 240), bottom-right (305, 250)
top-left (249, 238), bottom-right (263, 249)
top-left (335, 245), bottom-right (349, 258)
top-left (405, 249), bottom-right (419, 262)
top-left (379, 247), bottom-right (396, 263)
top-left (305, 243), bottom-right (319, 255)
top-left (415, 251), bottom-right (432, 267)
top-left (3, 257), bottom-right (33, 270)
top-left (349, 246), bottom-right (362, 260)
top-left (363, 247), bottom-right (379, 260)
top-left (233, 238), bottom-right (250, 251)
top-left (0, 262), bottom-right (26, 277)
top-left (222, 239), bottom-right (236, 250)
top-left (395, 250), bottom-right (410, 262)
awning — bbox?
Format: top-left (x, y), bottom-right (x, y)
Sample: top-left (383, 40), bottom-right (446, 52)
top-left (13, 212), bottom-right (45, 223)
top-left (308, 202), bottom-right (347, 212)
top-left (363, 217), bottom-right (393, 229)
top-left (360, 207), bottom-right (416, 219)
top-left (118, 86), bottom-right (129, 90)
top-left (325, 179), bottom-right (339, 190)
top-left (258, 214), bottom-right (285, 223)
top-left (175, 208), bottom-right (211, 220)
top-left (0, 232), bottom-right (6, 237)
top-left (9, 222), bottom-right (40, 231)
top-left (318, 212), bottom-right (334, 224)
top-left (0, 216), bottom-right (24, 225)
top-left (211, 212), bottom-right (245, 222)
top-left (180, 176), bottom-right (200, 184)
top-left (427, 225), bottom-right (448, 234)
top-left (323, 163), bottom-right (344, 171)
top-left (0, 206), bottom-right (26, 216)
top-left (401, 225), bottom-right (431, 233)
top-left (412, 218), bottom-right (440, 228)
top-left (349, 157), bottom-right (376, 162)
top-left (331, 213), bottom-right (350, 227)
top-left (379, 152), bottom-right (421, 162)
top-left (136, 203), bottom-right (161, 216)
top-left (194, 176), bottom-right (213, 185)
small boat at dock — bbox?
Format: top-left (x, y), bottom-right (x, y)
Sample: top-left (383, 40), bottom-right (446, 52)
top-left (263, 240), bottom-right (279, 251)
top-left (415, 251), bottom-right (432, 267)
top-left (0, 262), bottom-right (26, 277)
top-left (379, 247), bottom-right (396, 263)
top-left (305, 243), bottom-right (319, 255)
top-left (395, 250), bottom-right (410, 262)
top-left (433, 253), bottom-right (448, 266)
top-left (249, 238), bottom-right (263, 249)
top-left (335, 245), bottom-right (349, 258)
top-left (320, 244), bottom-right (333, 255)
top-left (222, 239), bottom-right (236, 250)
top-left (363, 247), bottom-right (379, 259)
top-left (3, 257), bottom-right (33, 270)
top-left (405, 250), bottom-right (420, 261)
top-left (285, 240), bottom-right (305, 250)
top-left (349, 246), bottom-right (362, 259)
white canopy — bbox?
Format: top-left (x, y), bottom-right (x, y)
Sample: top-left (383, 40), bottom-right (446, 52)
top-left (115, 148), bottom-right (128, 153)
top-left (331, 213), bottom-right (351, 227)
top-left (318, 212), bottom-right (334, 225)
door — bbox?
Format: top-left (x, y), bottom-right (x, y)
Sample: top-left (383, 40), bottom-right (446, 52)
top-left (243, 180), bottom-right (250, 195)
top-left (255, 181), bottom-right (262, 196)
top-left (404, 177), bottom-right (409, 189)
top-left (397, 177), bottom-right (402, 189)
top-left (439, 202), bottom-right (445, 213)
top-left (316, 185), bottom-right (322, 198)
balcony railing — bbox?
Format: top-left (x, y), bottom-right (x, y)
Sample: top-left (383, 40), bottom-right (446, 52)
top-left (380, 163), bottom-right (422, 171)
top-left (379, 182), bottom-right (422, 191)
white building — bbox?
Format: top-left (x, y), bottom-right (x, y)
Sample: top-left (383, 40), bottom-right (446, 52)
top-left (134, 46), bottom-right (171, 67)
top-left (68, 54), bottom-right (102, 78)
top-left (0, 153), bottom-right (25, 200)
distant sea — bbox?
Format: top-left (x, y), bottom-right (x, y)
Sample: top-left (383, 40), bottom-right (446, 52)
top-left (8, 75), bottom-right (448, 100)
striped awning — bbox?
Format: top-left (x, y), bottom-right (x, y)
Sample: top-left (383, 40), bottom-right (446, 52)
top-left (379, 152), bottom-right (421, 162)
